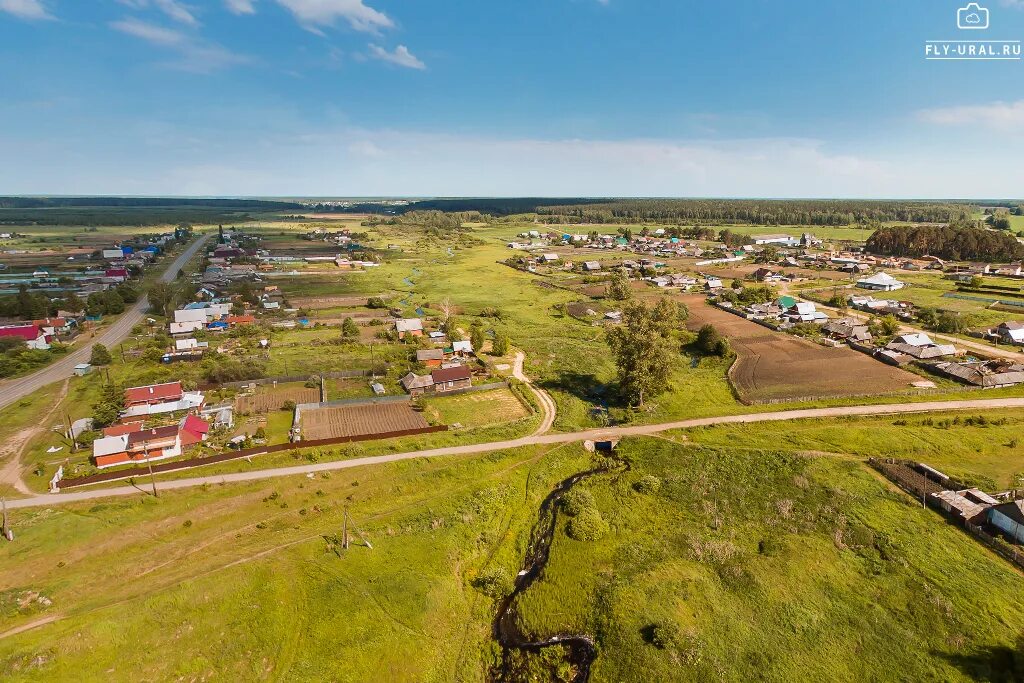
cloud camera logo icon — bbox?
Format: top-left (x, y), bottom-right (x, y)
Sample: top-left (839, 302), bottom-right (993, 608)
top-left (958, 3), bottom-right (990, 30)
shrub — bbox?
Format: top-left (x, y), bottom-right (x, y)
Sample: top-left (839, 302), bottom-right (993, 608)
top-left (566, 506), bottom-right (609, 541)
top-left (89, 343), bottom-right (112, 366)
top-left (281, 399), bottom-right (296, 411)
top-left (471, 567), bottom-right (513, 599)
top-left (561, 488), bottom-right (596, 517)
top-left (634, 475), bottom-right (661, 495)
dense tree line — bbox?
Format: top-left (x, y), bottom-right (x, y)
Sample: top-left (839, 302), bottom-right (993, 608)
top-left (534, 200), bottom-right (971, 227)
top-left (317, 198), bottom-right (973, 226)
top-left (0, 197), bottom-right (300, 210)
top-left (866, 224), bottom-right (1024, 261)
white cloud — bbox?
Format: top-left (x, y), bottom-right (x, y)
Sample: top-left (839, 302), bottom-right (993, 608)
top-left (367, 44), bottom-right (425, 70)
top-left (225, 0), bottom-right (256, 15)
top-left (117, 0), bottom-right (199, 25)
top-left (917, 100), bottom-right (1024, 131)
top-left (110, 18), bottom-right (250, 72)
top-left (111, 18), bottom-right (186, 46)
top-left (154, 0), bottom-right (198, 25)
top-left (274, 0), bottom-right (393, 33)
top-left (0, 0), bottom-right (53, 20)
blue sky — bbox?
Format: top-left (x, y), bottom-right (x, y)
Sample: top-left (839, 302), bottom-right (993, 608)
top-left (2, 0), bottom-right (1024, 197)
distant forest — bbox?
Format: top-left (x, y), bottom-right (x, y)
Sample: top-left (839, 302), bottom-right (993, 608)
top-left (0, 197), bottom-right (302, 226)
top-left (322, 198), bottom-right (980, 226)
top-left (866, 224), bottom-right (1024, 262)
top-left (0, 197), bottom-right (301, 210)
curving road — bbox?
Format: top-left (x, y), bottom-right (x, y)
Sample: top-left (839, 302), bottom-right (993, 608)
top-left (0, 235), bottom-right (210, 412)
top-left (8, 396), bottom-right (1024, 510)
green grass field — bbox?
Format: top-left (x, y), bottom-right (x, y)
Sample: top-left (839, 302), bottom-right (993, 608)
top-left (511, 439), bottom-right (1024, 681)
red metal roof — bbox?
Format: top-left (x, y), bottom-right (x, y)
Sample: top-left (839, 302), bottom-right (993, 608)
top-left (0, 325), bottom-right (41, 341)
top-left (103, 423), bottom-right (143, 437)
top-left (124, 381), bottom-right (183, 404)
top-left (180, 415), bottom-right (209, 437)
top-left (431, 365), bottom-right (472, 383)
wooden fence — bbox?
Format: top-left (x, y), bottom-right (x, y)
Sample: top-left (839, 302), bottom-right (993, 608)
top-left (57, 425), bottom-right (448, 490)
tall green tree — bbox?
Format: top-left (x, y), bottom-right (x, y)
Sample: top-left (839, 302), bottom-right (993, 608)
top-left (92, 383), bottom-right (125, 428)
top-left (470, 324), bottom-right (486, 352)
top-left (608, 271), bottom-right (632, 301)
top-left (606, 301), bottom-right (677, 406)
top-left (147, 282), bottom-right (177, 318)
top-left (90, 343), bottom-right (112, 366)
top-left (341, 317), bottom-right (359, 337)
top-left (492, 332), bottom-right (509, 356)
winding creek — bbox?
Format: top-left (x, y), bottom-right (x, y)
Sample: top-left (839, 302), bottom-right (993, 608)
top-left (491, 452), bottom-right (628, 682)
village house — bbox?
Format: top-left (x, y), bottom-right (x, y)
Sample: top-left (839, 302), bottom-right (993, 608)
top-left (583, 261), bottom-right (602, 272)
top-left (92, 415), bottom-right (210, 469)
top-left (0, 324), bottom-right (51, 350)
top-left (452, 340), bottom-right (474, 357)
top-left (857, 272), bottom-right (905, 292)
top-left (396, 318), bottom-right (424, 339)
top-left (751, 267), bottom-right (785, 283)
top-left (784, 301), bottom-right (829, 324)
top-left (122, 381), bottom-right (205, 418)
top-left (401, 365), bottom-right (473, 396)
top-left (822, 318), bottom-right (872, 343)
top-left (884, 333), bottom-right (957, 361)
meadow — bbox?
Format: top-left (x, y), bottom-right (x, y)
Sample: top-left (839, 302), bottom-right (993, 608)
top-left (511, 438), bottom-right (1024, 681)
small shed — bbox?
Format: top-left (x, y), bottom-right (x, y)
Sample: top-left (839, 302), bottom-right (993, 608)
top-left (73, 363), bottom-right (93, 376)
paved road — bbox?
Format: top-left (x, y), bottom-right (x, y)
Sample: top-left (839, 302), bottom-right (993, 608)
top-left (0, 235), bottom-right (210, 412)
top-left (8, 396), bottom-right (1024, 510)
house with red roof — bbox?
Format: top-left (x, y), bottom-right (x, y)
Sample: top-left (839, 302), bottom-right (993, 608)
top-left (121, 381), bottom-right (205, 418)
top-left (92, 416), bottom-right (210, 469)
top-left (0, 324), bottom-right (51, 350)
top-left (105, 268), bottom-right (129, 282)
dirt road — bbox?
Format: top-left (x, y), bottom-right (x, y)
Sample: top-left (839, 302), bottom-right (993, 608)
top-left (512, 351), bottom-right (557, 435)
top-left (8, 396), bottom-right (1024, 511)
top-left (0, 235), bottom-right (210, 412)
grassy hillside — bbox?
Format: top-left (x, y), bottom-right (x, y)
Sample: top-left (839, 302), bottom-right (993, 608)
top-left (510, 439), bottom-right (1024, 681)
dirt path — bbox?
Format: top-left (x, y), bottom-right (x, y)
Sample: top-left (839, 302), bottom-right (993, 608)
top-left (9, 396), bottom-right (1024, 511)
top-left (0, 380), bottom-right (70, 495)
top-left (512, 351), bottom-right (557, 435)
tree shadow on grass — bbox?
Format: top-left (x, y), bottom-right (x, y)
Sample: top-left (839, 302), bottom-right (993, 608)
top-left (538, 372), bottom-right (624, 409)
top-left (935, 642), bottom-right (1024, 683)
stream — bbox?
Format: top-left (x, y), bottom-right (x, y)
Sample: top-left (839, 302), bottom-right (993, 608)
top-left (491, 451), bottom-right (628, 682)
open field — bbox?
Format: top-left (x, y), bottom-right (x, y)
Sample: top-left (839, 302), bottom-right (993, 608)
top-left (422, 387), bottom-right (530, 429)
top-left (300, 401), bottom-right (430, 440)
top-left (235, 384), bottom-right (320, 414)
top-left (512, 438), bottom-right (1024, 681)
top-left (684, 296), bottom-right (919, 402)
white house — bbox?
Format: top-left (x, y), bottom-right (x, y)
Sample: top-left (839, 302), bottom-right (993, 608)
top-left (102, 248), bottom-right (125, 260)
top-left (857, 272), bottom-right (905, 292)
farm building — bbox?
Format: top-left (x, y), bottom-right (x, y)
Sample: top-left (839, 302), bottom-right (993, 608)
top-left (583, 261), bottom-right (602, 272)
top-left (991, 321), bottom-right (1024, 346)
top-left (752, 234), bottom-right (796, 246)
top-left (416, 348), bottom-right (445, 368)
top-left (931, 488), bottom-right (1000, 523)
top-left (400, 372), bottom-right (435, 396)
top-left (784, 301), bottom-right (829, 324)
top-left (857, 272), bottom-right (905, 292)
top-left (988, 501), bottom-right (1024, 544)
top-left (930, 360), bottom-right (1024, 388)
top-left (396, 318), bottom-right (424, 339)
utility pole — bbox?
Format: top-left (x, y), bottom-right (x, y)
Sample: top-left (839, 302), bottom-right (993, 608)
top-left (370, 342), bottom-right (376, 380)
top-left (141, 439), bottom-right (158, 498)
top-left (342, 508), bottom-right (350, 550)
top-left (119, 343), bottom-right (126, 363)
